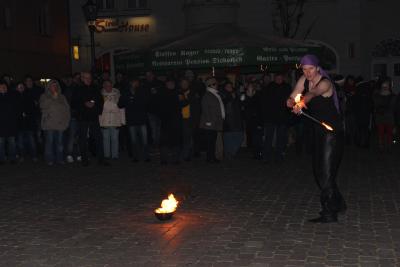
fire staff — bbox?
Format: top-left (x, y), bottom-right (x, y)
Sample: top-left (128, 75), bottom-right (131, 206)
top-left (287, 54), bottom-right (347, 223)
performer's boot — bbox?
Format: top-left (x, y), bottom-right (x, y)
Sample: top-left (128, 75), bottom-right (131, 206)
top-left (308, 215), bottom-right (337, 223)
top-left (309, 193), bottom-right (338, 223)
top-left (336, 194), bottom-right (347, 214)
top-left (332, 185), bottom-right (347, 214)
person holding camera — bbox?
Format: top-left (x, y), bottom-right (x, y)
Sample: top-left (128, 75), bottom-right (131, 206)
top-left (76, 72), bottom-right (107, 166)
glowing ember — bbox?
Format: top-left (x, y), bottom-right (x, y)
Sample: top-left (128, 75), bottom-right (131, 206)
top-left (321, 122), bottom-right (334, 131)
top-left (155, 194), bottom-right (179, 214)
top-left (294, 94), bottom-right (302, 103)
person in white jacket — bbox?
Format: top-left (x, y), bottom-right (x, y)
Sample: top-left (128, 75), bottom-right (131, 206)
top-left (99, 80), bottom-right (125, 159)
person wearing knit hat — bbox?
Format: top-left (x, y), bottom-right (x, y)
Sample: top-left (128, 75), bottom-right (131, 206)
top-left (286, 54), bottom-right (346, 223)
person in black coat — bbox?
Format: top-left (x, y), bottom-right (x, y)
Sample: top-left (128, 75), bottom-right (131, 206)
top-left (352, 81), bottom-right (374, 148)
top-left (221, 82), bottom-right (243, 159)
top-left (0, 80), bottom-right (19, 164)
top-left (143, 71), bottom-right (164, 146)
top-left (75, 72), bottom-right (107, 166)
top-left (114, 72), bottom-right (129, 92)
top-left (118, 77), bottom-right (150, 162)
top-left (159, 79), bottom-right (183, 164)
top-left (61, 75), bottom-right (81, 162)
top-left (190, 77), bottom-right (206, 157)
top-left (179, 78), bottom-right (202, 161)
top-left (243, 82), bottom-right (264, 160)
top-left (24, 75), bottom-right (44, 151)
top-left (261, 73), bottom-right (292, 163)
top-left (15, 82), bottom-right (38, 161)
top-left (395, 91), bottom-right (400, 142)
top-left (113, 72), bottom-right (130, 156)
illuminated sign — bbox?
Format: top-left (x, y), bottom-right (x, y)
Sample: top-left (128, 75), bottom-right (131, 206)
top-left (94, 18), bottom-right (151, 33)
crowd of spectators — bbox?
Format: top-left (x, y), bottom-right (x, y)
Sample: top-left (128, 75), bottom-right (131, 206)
top-left (0, 70), bottom-right (399, 166)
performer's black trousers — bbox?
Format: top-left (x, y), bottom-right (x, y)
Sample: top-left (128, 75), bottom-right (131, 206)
top-left (312, 127), bottom-right (346, 219)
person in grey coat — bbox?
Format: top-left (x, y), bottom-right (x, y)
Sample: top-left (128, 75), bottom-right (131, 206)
top-left (199, 77), bottom-right (225, 163)
top-left (39, 80), bottom-right (70, 165)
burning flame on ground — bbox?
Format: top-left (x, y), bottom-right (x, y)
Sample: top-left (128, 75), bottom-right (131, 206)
top-left (155, 194), bottom-right (179, 214)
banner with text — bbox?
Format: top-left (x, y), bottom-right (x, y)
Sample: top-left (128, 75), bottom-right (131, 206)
top-left (114, 46), bottom-right (319, 72)
top-left (149, 47), bottom-right (316, 69)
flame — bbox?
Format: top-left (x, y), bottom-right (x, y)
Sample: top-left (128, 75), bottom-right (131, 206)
top-left (155, 194), bottom-right (179, 214)
top-left (322, 122), bottom-right (334, 131)
top-left (294, 94), bottom-right (302, 103)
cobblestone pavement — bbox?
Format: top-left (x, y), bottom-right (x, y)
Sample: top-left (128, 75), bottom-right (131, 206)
top-left (1, 146), bottom-right (400, 267)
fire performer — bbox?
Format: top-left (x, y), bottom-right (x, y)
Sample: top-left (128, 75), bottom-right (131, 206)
top-left (287, 54), bottom-right (346, 223)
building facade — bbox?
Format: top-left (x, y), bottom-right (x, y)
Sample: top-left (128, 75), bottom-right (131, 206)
top-left (0, 0), bottom-right (71, 80)
top-left (69, 0), bottom-right (186, 78)
top-left (69, 0), bottom-right (400, 89)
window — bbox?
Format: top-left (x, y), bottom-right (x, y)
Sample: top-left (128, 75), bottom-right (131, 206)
top-left (106, 0), bottom-right (115, 9)
top-left (72, 45), bottom-right (80, 61)
top-left (3, 7), bottom-right (12, 29)
top-left (373, 64), bottom-right (387, 78)
top-left (184, 0), bottom-right (237, 5)
top-left (38, 3), bottom-right (51, 35)
top-left (97, 0), bottom-right (115, 10)
top-left (348, 42), bottom-right (355, 59)
top-left (96, 0), bottom-right (103, 9)
top-left (394, 63), bottom-right (400, 77)
top-left (97, 0), bottom-right (151, 16)
top-left (372, 39), bottom-right (400, 57)
top-left (128, 0), bottom-right (148, 9)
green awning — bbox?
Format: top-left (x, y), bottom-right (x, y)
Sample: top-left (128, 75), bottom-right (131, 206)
top-left (114, 24), bottom-right (320, 74)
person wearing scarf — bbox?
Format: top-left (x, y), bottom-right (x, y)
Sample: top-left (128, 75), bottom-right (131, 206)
top-left (287, 54), bottom-right (346, 223)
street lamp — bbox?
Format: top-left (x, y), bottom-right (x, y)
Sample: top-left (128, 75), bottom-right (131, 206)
top-left (82, 0), bottom-right (98, 74)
